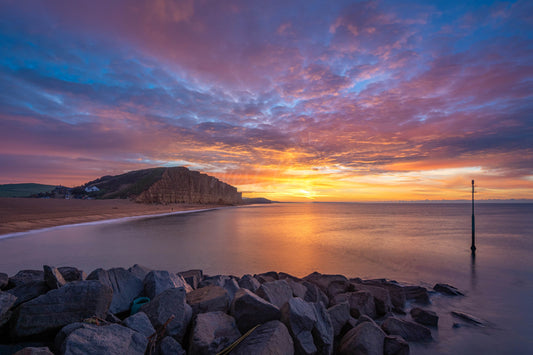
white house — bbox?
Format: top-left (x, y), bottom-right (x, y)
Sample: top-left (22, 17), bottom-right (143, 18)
top-left (84, 186), bottom-right (100, 193)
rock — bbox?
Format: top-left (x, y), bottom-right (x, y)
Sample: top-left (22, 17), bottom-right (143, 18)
top-left (199, 275), bottom-right (239, 301)
top-left (178, 269), bottom-right (203, 289)
top-left (43, 265), bottom-right (66, 289)
top-left (123, 311), bottom-right (155, 337)
top-left (352, 283), bottom-right (393, 316)
top-left (186, 285), bottom-right (230, 316)
top-left (230, 288), bottom-right (281, 333)
top-left (327, 280), bottom-right (351, 299)
top-left (8, 270), bottom-right (44, 288)
top-left (339, 321), bottom-right (386, 355)
top-left (254, 271), bottom-right (279, 284)
top-left (231, 320), bottom-right (294, 355)
top-left (363, 280), bottom-right (406, 311)
top-left (312, 302), bottom-right (334, 355)
top-left (0, 291), bottom-right (17, 327)
top-left (384, 335), bottom-right (410, 355)
top-left (0, 273), bottom-right (8, 290)
top-left (128, 264), bottom-right (152, 281)
top-left (280, 297), bottom-right (317, 354)
top-left (287, 280), bottom-right (307, 299)
top-left (238, 274), bottom-right (261, 292)
top-left (382, 317), bottom-right (432, 342)
top-left (140, 287), bottom-right (192, 342)
top-left (105, 312), bottom-right (122, 324)
top-left (403, 286), bottom-right (429, 304)
top-left (13, 280), bottom-right (112, 338)
top-left (159, 336), bottom-right (186, 355)
top-left (57, 267), bottom-right (86, 282)
top-left (87, 268), bottom-right (144, 314)
top-left (7, 281), bottom-right (49, 307)
top-left (302, 281), bottom-right (329, 306)
top-left (327, 302), bottom-right (351, 337)
top-left (189, 311), bottom-right (241, 354)
top-left (356, 315), bottom-right (376, 326)
top-left (450, 311), bottom-right (485, 326)
top-left (334, 291), bottom-right (376, 319)
top-left (303, 272), bottom-right (348, 294)
top-left (59, 323), bottom-right (147, 355)
top-left (13, 347), bottom-right (54, 355)
top-left (410, 308), bottom-right (438, 327)
top-left (143, 270), bottom-right (192, 300)
top-left (256, 280), bottom-right (293, 309)
top-left (434, 283), bottom-right (464, 296)
top-left (278, 272), bottom-right (302, 282)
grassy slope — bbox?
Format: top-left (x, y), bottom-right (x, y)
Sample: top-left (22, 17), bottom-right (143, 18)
top-left (0, 183), bottom-right (56, 197)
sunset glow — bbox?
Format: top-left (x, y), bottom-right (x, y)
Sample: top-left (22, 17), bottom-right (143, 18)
top-left (1, 0), bottom-right (532, 201)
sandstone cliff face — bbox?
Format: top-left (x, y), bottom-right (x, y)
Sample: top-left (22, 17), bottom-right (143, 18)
top-left (136, 167), bottom-right (242, 205)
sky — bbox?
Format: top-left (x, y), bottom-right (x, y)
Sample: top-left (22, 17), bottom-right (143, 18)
top-left (1, 0), bottom-right (532, 201)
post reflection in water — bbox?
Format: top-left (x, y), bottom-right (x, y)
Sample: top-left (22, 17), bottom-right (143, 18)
top-left (470, 251), bottom-right (477, 289)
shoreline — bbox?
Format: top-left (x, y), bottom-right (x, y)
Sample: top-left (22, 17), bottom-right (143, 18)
top-left (0, 197), bottom-right (227, 237)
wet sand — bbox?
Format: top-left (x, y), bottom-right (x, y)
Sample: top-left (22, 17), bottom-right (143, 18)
top-left (0, 198), bottom-right (222, 235)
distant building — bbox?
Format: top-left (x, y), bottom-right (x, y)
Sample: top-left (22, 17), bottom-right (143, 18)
top-left (84, 186), bottom-right (100, 193)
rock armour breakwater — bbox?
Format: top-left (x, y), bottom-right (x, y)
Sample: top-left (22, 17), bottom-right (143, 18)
top-left (0, 266), bottom-right (470, 355)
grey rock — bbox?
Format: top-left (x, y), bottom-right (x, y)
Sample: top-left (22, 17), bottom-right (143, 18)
top-left (363, 280), bottom-right (406, 311)
top-left (7, 281), bottom-right (49, 307)
top-left (105, 312), bottom-right (122, 324)
top-left (12, 347), bottom-right (54, 355)
top-left (178, 269), bottom-right (203, 289)
top-left (8, 270), bottom-right (44, 288)
top-left (256, 280), bottom-right (293, 308)
top-left (356, 315), bottom-right (376, 326)
top-left (382, 317), bottom-right (432, 342)
top-left (231, 320), bottom-right (294, 355)
top-left (352, 283), bottom-right (393, 315)
top-left (302, 281), bottom-right (329, 306)
top-left (43, 265), bottom-right (66, 289)
top-left (159, 336), bottom-right (186, 355)
top-left (13, 280), bottom-right (112, 338)
top-left (327, 280), bottom-right (350, 299)
top-left (57, 267), bottom-right (86, 282)
top-left (303, 272), bottom-right (348, 294)
top-left (140, 287), bottom-right (192, 342)
top-left (59, 323), bottom-right (147, 355)
top-left (189, 311), bottom-right (241, 355)
top-left (123, 311), bottom-right (155, 337)
top-left (410, 308), bottom-right (438, 327)
top-left (288, 280), bottom-right (307, 299)
top-left (327, 302), bottom-right (351, 337)
top-left (334, 291), bottom-right (376, 319)
top-left (450, 311), bottom-right (485, 326)
top-left (128, 264), bottom-right (152, 281)
top-left (186, 285), bottom-right (230, 316)
top-left (87, 268), bottom-right (143, 314)
top-left (281, 297), bottom-right (317, 354)
top-left (254, 271), bottom-right (279, 284)
top-left (0, 272), bottom-right (8, 290)
top-left (143, 270), bottom-right (192, 300)
top-left (404, 286), bottom-right (429, 304)
top-left (278, 272), bottom-right (302, 282)
top-left (200, 275), bottom-right (239, 301)
top-left (339, 321), bottom-right (386, 355)
top-left (312, 302), bottom-right (334, 355)
top-left (238, 274), bottom-right (261, 292)
top-left (230, 288), bottom-right (281, 333)
top-left (0, 291), bottom-right (17, 327)
top-left (384, 335), bottom-right (410, 355)
top-left (434, 283), bottom-right (464, 296)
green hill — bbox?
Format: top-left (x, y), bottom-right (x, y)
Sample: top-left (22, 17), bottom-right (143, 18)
top-left (0, 183), bottom-right (56, 197)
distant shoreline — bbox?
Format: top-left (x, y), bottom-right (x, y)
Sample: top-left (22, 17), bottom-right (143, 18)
top-left (0, 197), bottom-right (227, 236)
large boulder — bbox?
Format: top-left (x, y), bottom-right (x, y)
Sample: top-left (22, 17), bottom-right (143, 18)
top-left (382, 317), bottom-right (432, 342)
top-left (58, 323), bottom-right (147, 355)
top-left (231, 320), bottom-right (294, 355)
top-left (12, 281), bottom-right (112, 338)
top-left (158, 336), bottom-right (186, 355)
top-left (230, 288), bottom-right (281, 333)
top-left (403, 286), bottom-right (429, 304)
top-left (256, 280), bottom-right (293, 308)
top-left (281, 298), bottom-right (317, 354)
top-left (57, 267), bottom-right (86, 282)
top-left (238, 274), bottom-right (261, 292)
top-left (43, 265), bottom-right (66, 290)
top-left (333, 291), bottom-right (376, 319)
top-left (302, 281), bottom-right (329, 306)
top-left (13, 347), bottom-right (54, 355)
top-left (327, 280), bottom-right (351, 300)
top-left (254, 271), bottom-right (279, 284)
top-left (384, 335), bottom-right (410, 355)
top-left (7, 281), bottom-right (49, 307)
top-left (287, 280), bottom-right (307, 299)
top-left (178, 269), bottom-right (203, 290)
top-left (128, 264), bottom-right (152, 281)
top-left (303, 272), bottom-right (348, 295)
top-left (410, 308), bottom-right (438, 327)
top-left (352, 283), bottom-right (392, 316)
top-left (144, 271), bottom-right (192, 300)
top-left (434, 283), bottom-right (463, 296)
top-left (339, 321), bottom-right (386, 355)
top-left (0, 291), bottom-right (17, 327)
top-left (1, 272), bottom-right (9, 290)
top-left (199, 275), bottom-right (240, 302)
top-left (123, 311), bottom-right (155, 337)
top-left (186, 285), bottom-right (230, 316)
top-left (189, 311), bottom-right (241, 355)
top-left (87, 268), bottom-right (144, 314)
top-left (312, 302), bottom-right (334, 355)
top-left (8, 270), bottom-right (44, 288)
top-left (327, 302), bottom-right (351, 337)
top-left (140, 287), bottom-right (192, 343)
top-left (362, 280), bottom-right (406, 311)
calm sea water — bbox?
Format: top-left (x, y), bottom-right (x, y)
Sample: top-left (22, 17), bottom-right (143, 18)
top-left (1, 203), bottom-right (532, 354)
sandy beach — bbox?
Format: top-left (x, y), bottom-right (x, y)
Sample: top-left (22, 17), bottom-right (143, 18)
top-left (0, 197), bottom-right (221, 235)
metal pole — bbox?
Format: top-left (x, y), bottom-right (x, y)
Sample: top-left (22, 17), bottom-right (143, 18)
top-left (471, 179), bottom-right (476, 252)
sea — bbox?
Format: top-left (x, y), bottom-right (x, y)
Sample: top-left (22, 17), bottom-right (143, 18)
top-left (0, 202), bottom-right (532, 354)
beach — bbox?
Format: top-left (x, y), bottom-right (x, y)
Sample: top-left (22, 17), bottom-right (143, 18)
top-left (0, 198), bottom-right (221, 235)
